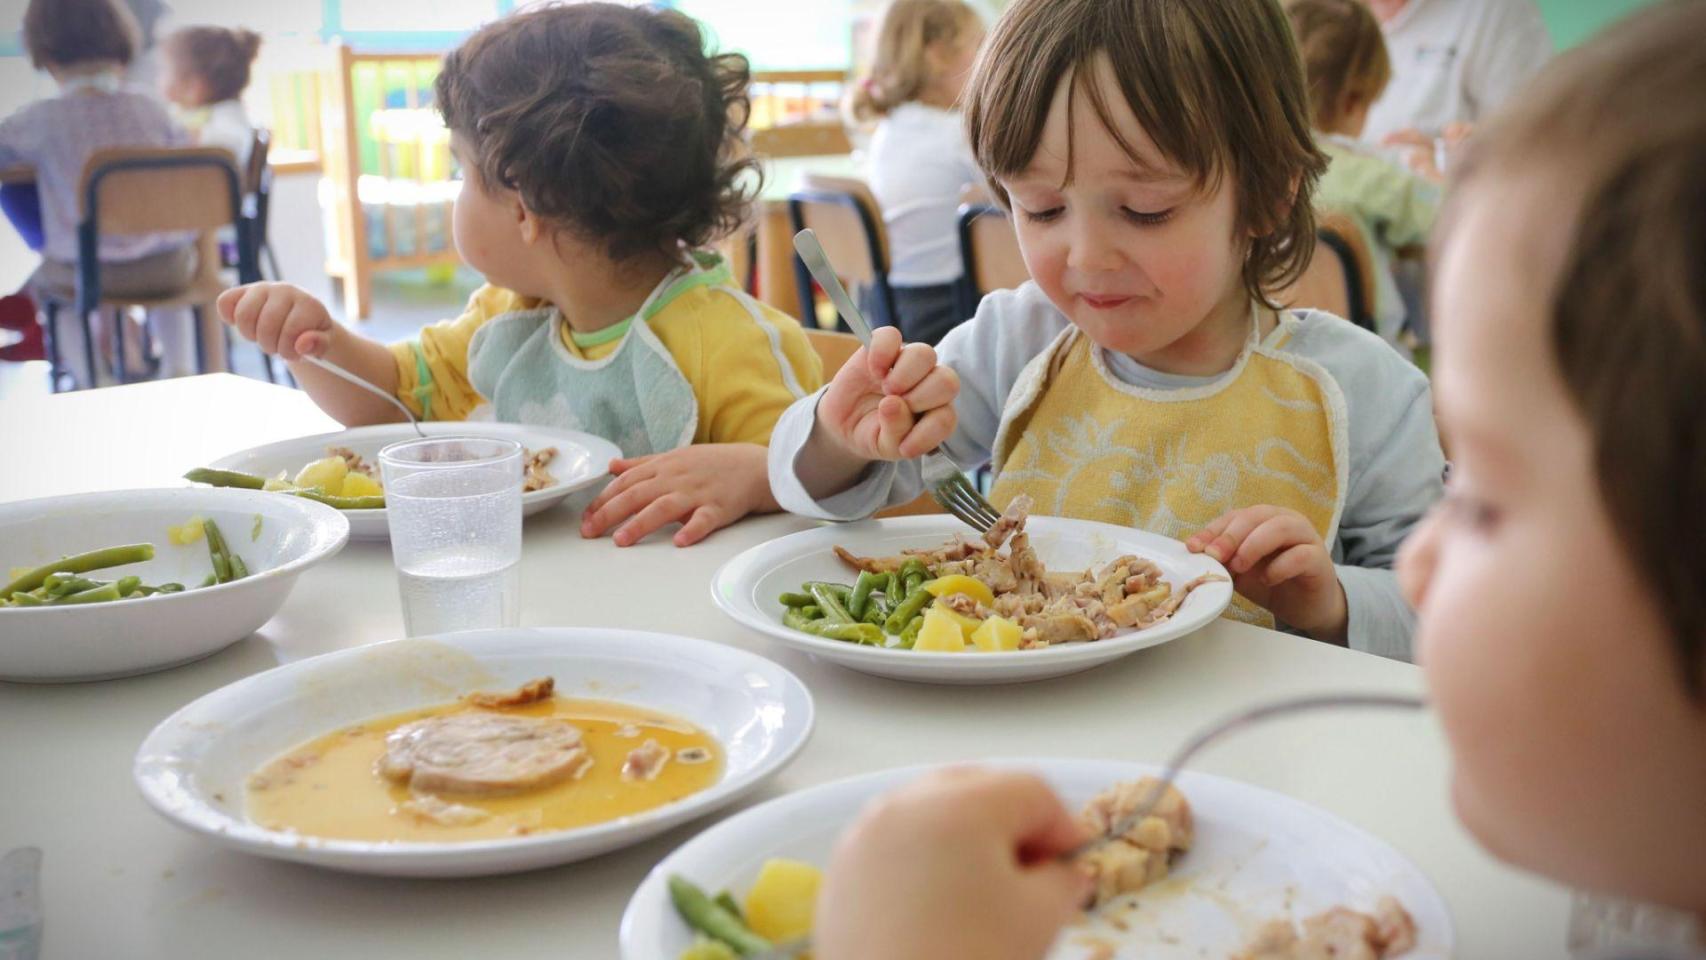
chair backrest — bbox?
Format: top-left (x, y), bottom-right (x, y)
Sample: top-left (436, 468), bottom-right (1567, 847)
top-left (245, 128), bottom-right (272, 196)
top-left (80, 146), bottom-right (245, 236)
top-left (957, 204), bottom-right (1029, 298)
top-left (790, 173), bottom-right (890, 283)
top-left (804, 328), bottom-right (861, 376)
top-left (1278, 232), bottom-right (1353, 320)
top-left (1317, 210), bottom-right (1377, 330)
top-left (752, 124), bottom-right (854, 158)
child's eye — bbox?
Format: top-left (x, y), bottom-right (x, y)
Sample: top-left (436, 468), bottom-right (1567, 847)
top-left (1441, 489), bottom-right (1501, 532)
top-left (1018, 206), bottom-right (1064, 224)
top-left (1121, 207), bottom-right (1174, 226)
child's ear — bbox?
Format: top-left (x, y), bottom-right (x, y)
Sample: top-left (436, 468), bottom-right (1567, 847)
top-left (516, 200), bottom-right (544, 245)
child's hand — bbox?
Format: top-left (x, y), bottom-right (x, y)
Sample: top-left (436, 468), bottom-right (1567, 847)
top-left (1186, 505), bottom-right (1348, 643)
top-left (816, 326), bottom-right (960, 461)
top-left (217, 283), bottom-right (336, 361)
top-left (816, 768), bottom-right (1091, 960)
top-left (579, 443), bottom-right (776, 547)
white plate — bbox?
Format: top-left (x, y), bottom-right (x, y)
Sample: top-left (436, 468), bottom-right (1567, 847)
top-left (206, 422), bottom-right (621, 540)
top-left (0, 488), bottom-right (348, 682)
top-left (621, 758), bottom-right (1453, 960)
top-left (711, 516), bottom-right (1233, 684)
top-left (133, 627), bottom-right (815, 877)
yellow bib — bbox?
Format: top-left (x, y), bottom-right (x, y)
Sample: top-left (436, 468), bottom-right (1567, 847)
top-left (989, 322), bottom-right (1349, 627)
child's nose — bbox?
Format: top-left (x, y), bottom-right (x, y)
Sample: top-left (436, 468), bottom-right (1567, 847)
top-left (1066, 216), bottom-right (1125, 274)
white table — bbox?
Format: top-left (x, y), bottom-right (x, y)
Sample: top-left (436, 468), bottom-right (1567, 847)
top-left (0, 376), bottom-right (1571, 958)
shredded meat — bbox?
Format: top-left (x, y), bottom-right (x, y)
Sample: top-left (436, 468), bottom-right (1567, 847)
top-left (327, 445), bottom-right (375, 477)
top-left (835, 498), bottom-right (1225, 646)
top-left (463, 676), bottom-right (555, 708)
top-left (1233, 898), bottom-right (1417, 960)
top-left (523, 446), bottom-right (558, 493)
top-left (377, 713), bottom-right (590, 796)
top-left (397, 792), bottom-right (491, 827)
top-left (621, 738), bottom-right (670, 782)
top-left (1074, 777), bottom-right (1193, 907)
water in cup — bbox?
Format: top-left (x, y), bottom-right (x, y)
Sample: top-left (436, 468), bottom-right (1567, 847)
top-left (396, 550), bottom-right (519, 636)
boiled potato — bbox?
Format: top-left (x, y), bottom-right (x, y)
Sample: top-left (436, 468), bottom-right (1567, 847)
top-left (293, 456), bottom-right (348, 494)
top-left (935, 606), bottom-right (984, 640)
top-left (970, 615), bottom-right (1023, 652)
top-left (167, 516), bottom-right (206, 545)
top-left (922, 574), bottom-right (995, 607)
top-left (914, 607), bottom-right (968, 652)
top-left (678, 936), bottom-right (737, 960)
top-left (743, 858), bottom-right (822, 943)
top-left (340, 472), bottom-right (383, 497)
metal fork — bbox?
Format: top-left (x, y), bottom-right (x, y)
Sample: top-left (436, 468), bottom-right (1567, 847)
top-left (744, 691), bottom-right (1426, 960)
top-left (302, 354), bottom-right (427, 438)
top-left (792, 229), bottom-right (1002, 533)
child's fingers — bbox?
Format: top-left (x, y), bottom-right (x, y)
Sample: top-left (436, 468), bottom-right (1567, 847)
top-left (580, 470), bottom-right (659, 537)
top-left (873, 394), bottom-right (915, 459)
top-left (882, 342), bottom-right (939, 395)
top-left (897, 405), bottom-right (956, 459)
top-left (1262, 542), bottom-right (1327, 588)
top-left (863, 326), bottom-right (904, 379)
top-left (1200, 507), bottom-right (1279, 565)
top-left (897, 364), bottom-right (959, 414)
top-left (607, 455), bottom-right (653, 476)
top-left (1228, 511), bottom-right (1313, 574)
top-left (673, 503), bottom-right (728, 548)
top-left (612, 492), bottom-right (692, 547)
top-left (253, 295), bottom-right (295, 355)
top-left (291, 329), bottom-right (329, 360)
top-left (216, 285), bottom-right (247, 325)
top-left (228, 285), bottom-right (269, 341)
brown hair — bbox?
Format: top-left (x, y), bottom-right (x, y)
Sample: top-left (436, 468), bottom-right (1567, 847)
top-left (23, 0), bottom-right (139, 70)
top-left (965, 0), bottom-right (1327, 307)
top-left (1444, 1), bottom-right (1706, 697)
top-left (847, 0), bottom-right (983, 124)
top-left (435, 1), bottom-right (757, 264)
top-left (163, 26), bottom-right (263, 104)
top-left (1283, 0), bottom-right (1391, 131)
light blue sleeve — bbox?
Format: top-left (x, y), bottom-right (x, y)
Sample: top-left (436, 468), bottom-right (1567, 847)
top-left (767, 283), bottom-right (1068, 520)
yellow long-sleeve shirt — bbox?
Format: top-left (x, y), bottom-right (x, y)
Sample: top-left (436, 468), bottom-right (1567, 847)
top-left (390, 280), bottom-right (823, 446)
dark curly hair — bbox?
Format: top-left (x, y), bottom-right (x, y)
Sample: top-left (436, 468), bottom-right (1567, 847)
top-left (436, 2), bottom-right (759, 264)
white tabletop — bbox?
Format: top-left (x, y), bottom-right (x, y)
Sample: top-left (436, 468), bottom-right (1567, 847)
top-left (0, 375), bottom-right (1571, 958)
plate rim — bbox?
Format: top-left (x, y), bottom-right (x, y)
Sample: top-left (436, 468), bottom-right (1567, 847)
top-left (131, 626), bottom-right (816, 862)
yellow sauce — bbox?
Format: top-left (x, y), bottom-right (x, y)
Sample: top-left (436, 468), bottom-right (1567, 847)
top-left (245, 697), bottom-right (722, 842)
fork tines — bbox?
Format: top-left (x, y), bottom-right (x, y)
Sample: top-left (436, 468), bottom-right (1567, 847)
top-left (931, 473), bottom-right (1002, 533)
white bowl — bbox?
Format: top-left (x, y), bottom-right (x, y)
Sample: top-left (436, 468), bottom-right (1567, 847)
top-left (206, 422), bottom-right (622, 540)
top-left (133, 628), bottom-right (815, 877)
top-left (622, 758), bottom-right (1453, 960)
top-left (711, 516), bottom-right (1234, 684)
top-left (0, 488), bottom-right (349, 682)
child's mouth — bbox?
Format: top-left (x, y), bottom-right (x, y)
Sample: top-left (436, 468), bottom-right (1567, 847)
top-left (1078, 293), bottom-right (1133, 310)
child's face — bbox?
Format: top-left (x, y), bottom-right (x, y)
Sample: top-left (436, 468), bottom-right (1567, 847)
top-left (930, 30), bottom-right (983, 104)
top-left (449, 135), bottom-right (540, 296)
top-left (998, 57), bottom-right (1249, 370)
top-left (1400, 175), bottom-right (1706, 908)
top-left (158, 56), bottom-right (207, 108)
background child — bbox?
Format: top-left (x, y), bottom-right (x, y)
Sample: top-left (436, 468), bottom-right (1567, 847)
top-left (847, 0), bottom-right (985, 345)
top-left (158, 26), bottom-right (262, 172)
top-left (772, 0), bottom-right (1444, 659)
top-left (812, 4), bottom-right (1706, 957)
top-left (0, 0), bottom-right (198, 383)
top-left (1285, 0), bottom-right (1439, 349)
top-left (220, 2), bottom-right (823, 548)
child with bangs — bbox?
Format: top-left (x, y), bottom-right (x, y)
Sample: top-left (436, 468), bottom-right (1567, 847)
top-left (770, 0), bottom-right (1444, 658)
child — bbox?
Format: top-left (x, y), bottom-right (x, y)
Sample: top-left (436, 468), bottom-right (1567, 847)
top-left (220, 3), bottom-right (823, 548)
top-left (847, 0), bottom-right (985, 345)
top-left (1284, 0), bottom-right (1439, 348)
top-left (772, 0), bottom-right (1444, 659)
top-left (158, 26), bottom-right (262, 172)
top-left (0, 0), bottom-right (198, 383)
top-left (812, 3), bottom-right (1706, 957)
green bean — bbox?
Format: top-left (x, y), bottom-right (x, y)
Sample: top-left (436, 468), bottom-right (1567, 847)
top-left (881, 571), bottom-right (900, 600)
top-left (777, 591), bottom-right (815, 608)
top-left (45, 574), bottom-right (100, 597)
top-left (200, 574), bottom-right (217, 588)
top-left (228, 553), bottom-right (250, 581)
top-left (800, 581), bottom-right (852, 603)
top-left (3, 544), bottom-right (155, 598)
top-left (6, 592), bottom-right (44, 607)
top-left (155, 583), bottom-right (185, 594)
top-left (183, 467), bottom-right (266, 489)
top-left (251, 514), bottom-right (263, 541)
top-left (289, 489), bottom-right (386, 510)
top-left (53, 582), bottom-right (122, 605)
top-left (809, 582), bottom-right (856, 624)
top-left (205, 523), bottom-right (232, 584)
top-left (712, 891), bottom-right (744, 923)
top-left (782, 607), bottom-right (819, 633)
top-left (897, 614), bottom-right (925, 650)
top-left (115, 576), bottom-right (142, 597)
top-left (863, 593), bottom-right (894, 626)
top-left (900, 558), bottom-right (929, 595)
top-left (804, 621), bottom-right (885, 645)
top-left (884, 584), bottom-right (933, 634)
top-left (667, 875), bottom-right (772, 956)
top-left (848, 570), bottom-right (880, 621)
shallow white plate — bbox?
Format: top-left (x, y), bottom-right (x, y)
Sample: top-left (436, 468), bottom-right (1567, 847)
top-left (133, 628), bottom-right (815, 877)
top-left (711, 516), bottom-right (1233, 684)
top-left (206, 422), bottom-right (621, 540)
top-left (622, 758), bottom-right (1453, 960)
top-left (0, 488), bottom-right (348, 683)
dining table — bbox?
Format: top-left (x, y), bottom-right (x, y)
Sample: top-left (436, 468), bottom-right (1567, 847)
top-left (0, 373), bottom-right (1573, 958)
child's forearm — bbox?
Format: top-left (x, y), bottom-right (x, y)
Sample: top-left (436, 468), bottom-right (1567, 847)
top-left (286, 327), bottom-right (406, 426)
top-left (797, 419), bottom-right (876, 501)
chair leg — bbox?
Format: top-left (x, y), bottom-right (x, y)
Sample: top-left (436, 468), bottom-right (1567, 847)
top-left (262, 243), bottom-right (282, 282)
top-left (79, 308), bottom-right (98, 390)
top-left (192, 304), bottom-right (208, 374)
top-left (43, 301), bottom-right (67, 392)
top-left (222, 315), bottom-right (236, 374)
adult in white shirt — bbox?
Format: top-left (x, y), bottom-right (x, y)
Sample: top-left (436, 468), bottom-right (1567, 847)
top-left (847, 0), bottom-right (985, 345)
top-left (1360, 0), bottom-right (1552, 146)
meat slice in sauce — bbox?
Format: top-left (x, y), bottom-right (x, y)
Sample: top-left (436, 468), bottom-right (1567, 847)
top-left (378, 713), bottom-right (590, 796)
top-left (621, 738), bottom-right (671, 782)
top-left (1233, 897), bottom-right (1417, 960)
top-left (463, 676), bottom-right (555, 709)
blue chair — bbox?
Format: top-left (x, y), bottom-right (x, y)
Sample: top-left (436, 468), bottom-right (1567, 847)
top-left (786, 174), bottom-right (897, 331)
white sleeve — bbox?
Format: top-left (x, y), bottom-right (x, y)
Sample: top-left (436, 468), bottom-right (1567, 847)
top-left (767, 284), bottom-right (1067, 520)
top-left (1466, 0), bottom-right (1553, 120)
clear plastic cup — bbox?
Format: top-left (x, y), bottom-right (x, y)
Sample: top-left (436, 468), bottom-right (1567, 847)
top-left (0, 847), bottom-right (41, 960)
top-left (379, 436), bottom-right (523, 637)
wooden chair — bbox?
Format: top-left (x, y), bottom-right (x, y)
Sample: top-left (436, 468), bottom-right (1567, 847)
top-left (39, 147), bottom-right (264, 390)
top-left (1279, 212), bottom-right (1378, 332)
top-left (787, 174), bottom-right (897, 330)
top-left (799, 327), bottom-right (943, 519)
top-left (956, 203), bottom-right (1029, 317)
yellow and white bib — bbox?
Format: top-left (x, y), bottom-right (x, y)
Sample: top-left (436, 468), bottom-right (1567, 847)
top-left (989, 316), bottom-right (1350, 626)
